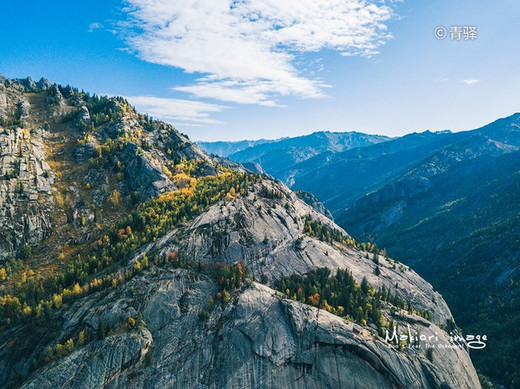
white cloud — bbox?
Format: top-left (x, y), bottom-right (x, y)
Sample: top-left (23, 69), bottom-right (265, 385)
top-left (88, 22), bottom-right (103, 33)
top-left (462, 79), bottom-right (479, 86)
top-left (124, 96), bottom-right (228, 126)
top-left (120, 0), bottom-right (395, 105)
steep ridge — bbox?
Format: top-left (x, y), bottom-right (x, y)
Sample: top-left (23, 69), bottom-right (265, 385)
top-left (0, 76), bottom-right (209, 261)
top-left (294, 189), bottom-right (334, 220)
top-left (0, 77), bottom-right (480, 389)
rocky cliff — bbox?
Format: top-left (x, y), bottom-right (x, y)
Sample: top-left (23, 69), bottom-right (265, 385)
top-left (17, 275), bottom-right (478, 389)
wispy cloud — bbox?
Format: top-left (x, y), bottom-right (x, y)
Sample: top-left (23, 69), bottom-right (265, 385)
top-left (124, 96), bottom-right (228, 126)
top-left (88, 22), bottom-right (104, 33)
top-left (462, 79), bottom-right (479, 86)
top-left (434, 76), bottom-right (450, 83)
top-left (120, 0), bottom-right (395, 105)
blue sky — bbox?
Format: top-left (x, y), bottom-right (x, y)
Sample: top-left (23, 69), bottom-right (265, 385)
top-left (1, 0), bottom-right (519, 141)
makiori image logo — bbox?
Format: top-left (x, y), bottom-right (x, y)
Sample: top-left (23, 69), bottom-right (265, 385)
top-left (384, 325), bottom-right (487, 350)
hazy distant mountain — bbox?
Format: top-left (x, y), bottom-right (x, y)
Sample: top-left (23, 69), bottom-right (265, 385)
top-left (208, 131), bottom-right (391, 176)
top-left (197, 139), bottom-right (274, 157)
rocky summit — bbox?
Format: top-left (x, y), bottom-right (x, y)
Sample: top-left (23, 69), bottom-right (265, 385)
top-left (0, 77), bottom-right (480, 388)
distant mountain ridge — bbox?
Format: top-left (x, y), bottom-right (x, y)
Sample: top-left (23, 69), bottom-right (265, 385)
top-left (200, 131), bottom-right (391, 179)
top-left (286, 130), bottom-right (467, 215)
top-left (197, 138), bottom-right (275, 157)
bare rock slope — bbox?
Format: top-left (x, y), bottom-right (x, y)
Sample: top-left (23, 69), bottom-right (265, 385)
top-left (20, 274), bottom-right (479, 389)
top-left (16, 179), bottom-right (480, 389)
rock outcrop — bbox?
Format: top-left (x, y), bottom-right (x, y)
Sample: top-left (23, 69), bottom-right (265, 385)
top-left (0, 127), bottom-right (54, 258)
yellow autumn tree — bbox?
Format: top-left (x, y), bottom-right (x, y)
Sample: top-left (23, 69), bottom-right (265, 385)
top-left (108, 190), bottom-right (120, 205)
top-left (72, 283), bottom-right (82, 295)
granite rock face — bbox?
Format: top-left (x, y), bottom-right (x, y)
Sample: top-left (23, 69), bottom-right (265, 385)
top-left (0, 79), bottom-right (29, 124)
top-left (122, 142), bottom-right (177, 200)
top-left (77, 105), bottom-right (91, 124)
top-left (170, 180), bottom-right (452, 324)
top-left (17, 271), bottom-right (479, 389)
top-left (0, 127), bottom-right (54, 258)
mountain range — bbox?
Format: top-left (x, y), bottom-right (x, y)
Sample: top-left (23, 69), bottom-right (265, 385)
top-left (0, 76), bottom-right (481, 388)
top-left (340, 114), bottom-right (520, 387)
top-left (199, 131), bottom-right (391, 191)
